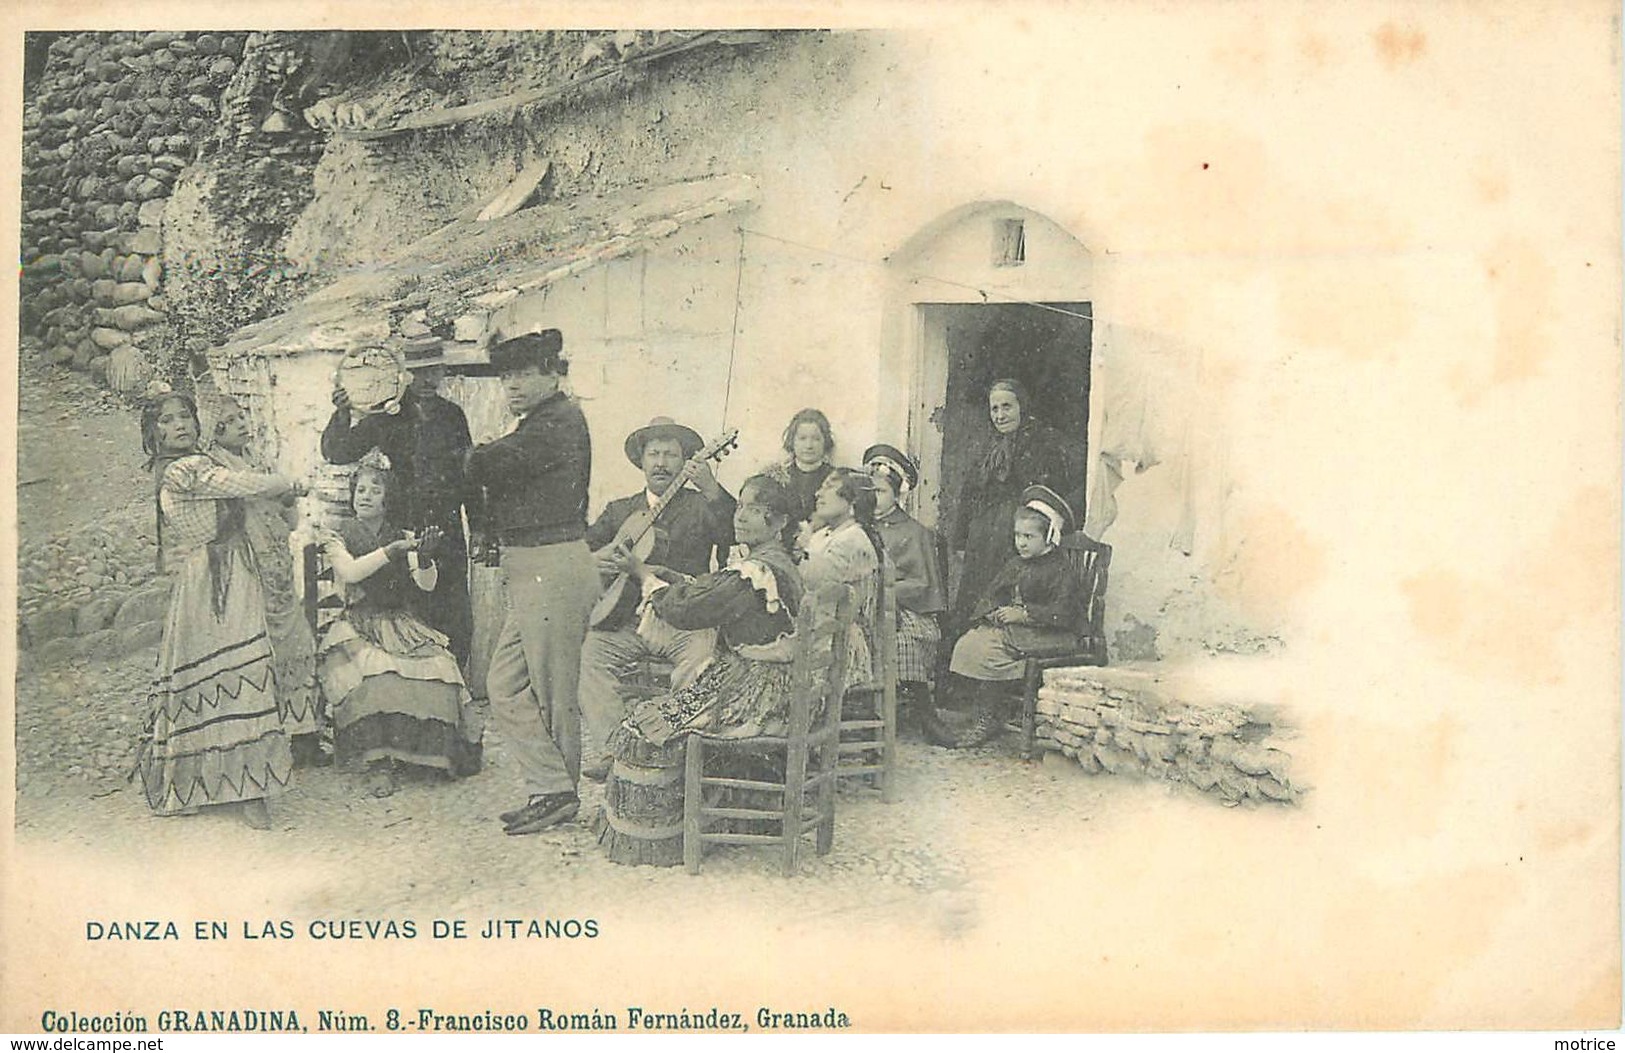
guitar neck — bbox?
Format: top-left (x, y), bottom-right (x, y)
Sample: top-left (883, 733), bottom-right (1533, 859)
top-left (628, 485), bottom-right (688, 544)
top-left (620, 430), bottom-right (738, 547)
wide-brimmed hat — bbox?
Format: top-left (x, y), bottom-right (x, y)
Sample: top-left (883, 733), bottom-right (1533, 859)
top-left (861, 443), bottom-right (919, 493)
top-left (488, 329), bottom-right (566, 374)
top-left (400, 336), bottom-right (452, 370)
top-left (1019, 484), bottom-right (1076, 540)
top-left (624, 416), bottom-right (704, 465)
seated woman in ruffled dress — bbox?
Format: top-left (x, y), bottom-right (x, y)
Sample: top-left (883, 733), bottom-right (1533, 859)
top-left (207, 396), bottom-right (322, 765)
top-left (316, 449), bottom-right (481, 798)
top-left (947, 485), bottom-right (1090, 696)
top-left (801, 468), bottom-right (884, 694)
top-left (598, 474), bottom-right (805, 866)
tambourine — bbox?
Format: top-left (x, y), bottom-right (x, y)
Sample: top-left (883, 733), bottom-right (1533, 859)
top-left (335, 347), bottom-right (410, 417)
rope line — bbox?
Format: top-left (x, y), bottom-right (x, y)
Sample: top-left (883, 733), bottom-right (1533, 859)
top-left (721, 224), bottom-right (748, 430)
top-left (737, 227), bottom-right (1098, 324)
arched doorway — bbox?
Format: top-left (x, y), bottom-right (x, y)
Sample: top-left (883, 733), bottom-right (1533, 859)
top-left (880, 201), bottom-right (1096, 603)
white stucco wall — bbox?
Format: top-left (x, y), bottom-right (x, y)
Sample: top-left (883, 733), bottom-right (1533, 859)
top-left (226, 18), bottom-right (1616, 669)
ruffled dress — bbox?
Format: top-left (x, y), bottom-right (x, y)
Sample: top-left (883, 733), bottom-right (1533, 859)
top-left (211, 446), bottom-right (318, 736)
top-left (137, 453), bottom-right (294, 815)
top-left (599, 542), bottom-right (804, 866)
top-left (801, 519), bottom-right (879, 692)
top-left (316, 520), bottom-right (479, 776)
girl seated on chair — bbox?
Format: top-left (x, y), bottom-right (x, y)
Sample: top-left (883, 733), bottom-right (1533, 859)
top-left (946, 485), bottom-right (1091, 706)
top-left (800, 467), bottom-right (884, 695)
top-left (864, 444), bottom-right (944, 728)
top-left (597, 473), bottom-right (806, 867)
top-left (316, 449), bottom-right (482, 798)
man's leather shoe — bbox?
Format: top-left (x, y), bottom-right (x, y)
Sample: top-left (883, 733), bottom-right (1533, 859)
top-left (503, 793), bottom-right (580, 835)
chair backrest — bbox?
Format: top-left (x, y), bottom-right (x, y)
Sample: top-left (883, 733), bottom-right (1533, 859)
top-left (300, 541), bottom-right (345, 636)
top-left (1062, 533), bottom-right (1112, 660)
top-left (786, 582), bottom-right (857, 741)
top-left (875, 547), bottom-right (898, 694)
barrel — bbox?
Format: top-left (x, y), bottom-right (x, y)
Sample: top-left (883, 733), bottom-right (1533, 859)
top-left (598, 730), bottom-right (686, 867)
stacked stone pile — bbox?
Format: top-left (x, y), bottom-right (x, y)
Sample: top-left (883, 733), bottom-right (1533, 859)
top-left (15, 656), bottom-right (152, 792)
top-left (1035, 665), bottom-right (1302, 806)
top-left (17, 522), bottom-right (170, 667)
top-left (20, 31), bottom-right (246, 391)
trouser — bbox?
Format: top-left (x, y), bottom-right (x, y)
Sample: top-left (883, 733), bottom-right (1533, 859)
top-left (576, 617), bottom-right (718, 763)
top-left (419, 536), bottom-right (472, 668)
top-left (486, 541), bottom-right (599, 797)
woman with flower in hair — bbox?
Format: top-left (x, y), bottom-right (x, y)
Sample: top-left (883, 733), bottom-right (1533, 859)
top-left (801, 467), bottom-right (885, 695)
top-left (598, 473), bottom-right (806, 866)
top-left (135, 385), bottom-right (304, 829)
top-left (316, 449), bottom-right (480, 798)
top-left (207, 396), bottom-right (321, 764)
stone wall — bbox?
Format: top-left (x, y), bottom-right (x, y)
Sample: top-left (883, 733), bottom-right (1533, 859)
top-left (1035, 664), bottom-right (1303, 807)
top-left (20, 32), bottom-right (247, 392)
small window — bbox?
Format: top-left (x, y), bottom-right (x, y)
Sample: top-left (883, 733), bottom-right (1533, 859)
top-left (994, 218), bottom-right (1026, 266)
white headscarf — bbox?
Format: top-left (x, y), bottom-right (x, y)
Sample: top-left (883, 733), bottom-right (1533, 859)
top-left (1023, 498), bottom-right (1065, 548)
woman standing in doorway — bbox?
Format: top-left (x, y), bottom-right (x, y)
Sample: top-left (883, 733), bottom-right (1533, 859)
top-left (949, 378), bottom-right (1084, 635)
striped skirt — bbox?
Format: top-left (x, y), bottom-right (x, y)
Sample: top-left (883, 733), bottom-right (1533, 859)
top-left (895, 607), bottom-right (942, 684)
top-left (137, 543), bottom-right (292, 815)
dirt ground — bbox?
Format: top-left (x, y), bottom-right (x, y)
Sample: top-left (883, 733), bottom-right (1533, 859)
top-left (9, 359), bottom-right (1172, 931)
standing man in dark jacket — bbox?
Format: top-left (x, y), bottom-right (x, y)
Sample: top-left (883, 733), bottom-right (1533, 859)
top-left (320, 340), bottom-right (475, 665)
top-left (576, 416), bottom-right (736, 778)
top-left (464, 330), bottom-right (598, 836)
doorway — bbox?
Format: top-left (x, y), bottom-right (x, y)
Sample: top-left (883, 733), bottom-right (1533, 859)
top-left (911, 302), bottom-right (1092, 555)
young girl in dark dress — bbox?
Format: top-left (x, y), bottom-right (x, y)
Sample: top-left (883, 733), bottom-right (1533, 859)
top-left (864, 444), bottom-right (946, 724)
top-left (944, 486), bottom-right (1090, 742)
top-left (762, 408), bottom-right (839, 532)
top-left (951, 379), bottom-right (1085, 633)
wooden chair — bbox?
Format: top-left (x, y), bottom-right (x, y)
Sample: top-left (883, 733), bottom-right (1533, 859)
top-left (836, 551), bottom-right (898, 802)
top-left (682, 582), bottom-right (856, 876)
top-left (623, 654), bottom-right (677, 698)
top-left (1019, 534), bottom-right (1112, 760)
top-left (300, 541), bottom-right (345, 637)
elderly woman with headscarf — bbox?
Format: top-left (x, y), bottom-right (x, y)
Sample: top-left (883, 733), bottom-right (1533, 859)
top-left (949, 377), bottom-right (1084, 634)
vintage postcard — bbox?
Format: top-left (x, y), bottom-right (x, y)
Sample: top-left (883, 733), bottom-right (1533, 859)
top-left (2, 0), bottom-right (1620, 1039)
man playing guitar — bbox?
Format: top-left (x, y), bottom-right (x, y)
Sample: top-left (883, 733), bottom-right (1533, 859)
top-left (577, 416), bottom-right (737, 779)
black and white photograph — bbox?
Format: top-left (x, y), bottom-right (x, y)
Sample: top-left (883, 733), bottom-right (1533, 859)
top-left (3, 2), bottom-right (1620, 1040)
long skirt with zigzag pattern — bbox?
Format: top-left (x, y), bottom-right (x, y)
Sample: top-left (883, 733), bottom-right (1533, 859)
top-left (137, 539), bottom-right (293, 815)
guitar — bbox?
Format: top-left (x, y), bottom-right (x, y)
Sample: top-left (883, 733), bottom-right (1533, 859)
top-left (588, 428), bottom-right (740, 629)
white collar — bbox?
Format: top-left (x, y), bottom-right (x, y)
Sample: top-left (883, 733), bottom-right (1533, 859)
top-left (645, 486), bottom-right (687, 509)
